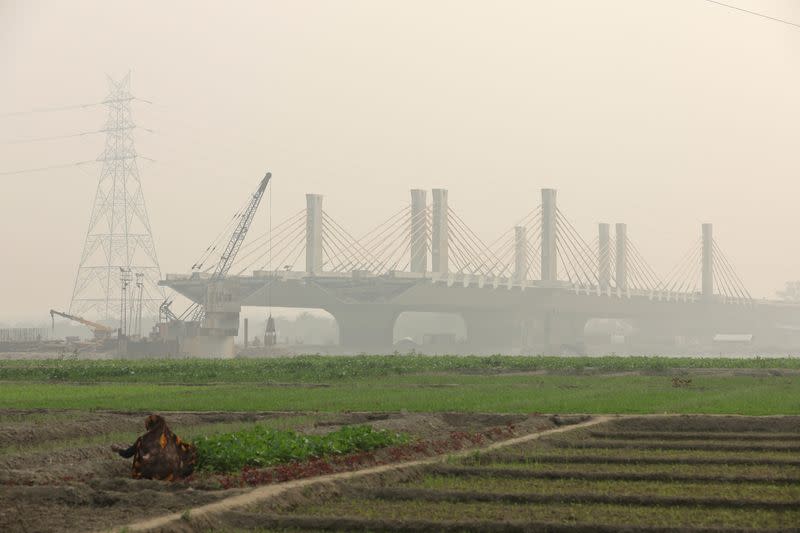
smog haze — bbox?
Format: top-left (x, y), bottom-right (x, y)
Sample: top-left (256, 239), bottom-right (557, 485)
top-left (1, 0), bottom-right (799, 322)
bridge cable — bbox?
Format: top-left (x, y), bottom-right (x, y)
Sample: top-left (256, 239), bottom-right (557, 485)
top-left (702, 0), bottom-right (800, 30)
top-left (236, 215), bottom-right (306, 275)
top-left (555, 209), bottom-right (600, 284)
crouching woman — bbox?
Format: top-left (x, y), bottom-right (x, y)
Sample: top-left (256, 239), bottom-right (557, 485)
top-left (112, 414), bottom-right (197, 480)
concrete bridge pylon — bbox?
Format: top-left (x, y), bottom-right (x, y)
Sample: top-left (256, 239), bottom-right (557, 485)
top-left (410, 189), bottom-right (428, 274)
top-left (598, 223), bottom-right (611, 292)
top-left (615, 223), bottom-right (627, 292)
top-left (306, 194), bottom-right (323, 274)
top-left (432, 189), bottom-right (449, 274)
top-left (702, 223), bottom-right (713, 301)
top-left (541, 189), bottom-right (557, 282)
top-left (514, 226), bottom-right (528, 285)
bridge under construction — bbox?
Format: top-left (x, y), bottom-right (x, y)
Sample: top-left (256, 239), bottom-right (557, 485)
top-left (162, 187), bottom-right (800, 355)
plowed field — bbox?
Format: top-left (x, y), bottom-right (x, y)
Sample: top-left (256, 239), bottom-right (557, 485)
top-left (186, 416), bottom-right (800, 532)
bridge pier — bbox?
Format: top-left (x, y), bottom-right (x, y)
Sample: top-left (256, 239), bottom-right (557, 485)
top-left (541, 311), bottom-right (587, 355)
top-left (328, 306), bottom-right (398, 352)
top-left (461, 311), bottom-right (519, 353)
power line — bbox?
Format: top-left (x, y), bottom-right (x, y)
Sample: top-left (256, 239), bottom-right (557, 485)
top-left (0, 155), bottom-right (156, 175)
top-left (0, 102), bottom-right (102, 118)
top-left (0, 96), bottom-right (151, 118)
top-left (703, 0), bottom-right (800, 30)
top-left (0, 160), bottom-right (96, 176)
top-left (2, 125), bottom-right (154, 145)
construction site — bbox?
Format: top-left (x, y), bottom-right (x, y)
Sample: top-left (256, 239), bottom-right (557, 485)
top-left (3, 71), bottom-right (800, 359)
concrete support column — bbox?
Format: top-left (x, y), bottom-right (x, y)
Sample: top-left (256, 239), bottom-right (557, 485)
top-left (514, 226), bottom-right (528, 284)
top-left (615, 223), bottom-right (627, 291)
top-left (462, 311), bottom-right (518, 353)
top-left (330, 306), bottom-right (397, 352)
top-left (431, 189), bottom-right (449, 274)
top-left (305, 194), bottom-right (323, 274)
top-left (410, 189), bottom-right (428, 274)
top-left (243, 318), bottom-right (249, 348)
top-left (541, 189), bottom-right (557, 282)
top-left (702, 223), bottom-right (713, 300)
top-left (598, 223), bottom-right (611, 291)
top-left (542, 311), bottom-right (587, 355)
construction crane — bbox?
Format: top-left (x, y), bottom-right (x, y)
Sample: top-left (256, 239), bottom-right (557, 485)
top-left (50, 309), bottom-right (115, 340)
top-left (178, 171), bottom-right (272, 323)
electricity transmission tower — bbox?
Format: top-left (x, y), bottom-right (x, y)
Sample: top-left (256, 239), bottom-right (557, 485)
top-left (69, 73), bottom-right (164, 322)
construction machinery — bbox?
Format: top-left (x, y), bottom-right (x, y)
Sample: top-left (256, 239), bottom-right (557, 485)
top-left (181, 171), bottom-right (272, 323)
top-left (153, 171), bottom-right (272, 357)
top-left (50, 309), bottom-right (115, 341)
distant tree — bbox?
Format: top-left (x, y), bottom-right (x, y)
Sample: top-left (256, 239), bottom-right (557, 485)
top-left (777, 281), bottom-right (800, 302)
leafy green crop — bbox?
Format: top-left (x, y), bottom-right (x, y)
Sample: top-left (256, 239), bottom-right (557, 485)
top-left (194, 424), bottom-right (408, 472)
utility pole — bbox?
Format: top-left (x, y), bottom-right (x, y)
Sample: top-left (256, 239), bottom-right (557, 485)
top-left (134, 272), bottom-right (144, 338)
top-left (119, 268), bottom-right (131, 337)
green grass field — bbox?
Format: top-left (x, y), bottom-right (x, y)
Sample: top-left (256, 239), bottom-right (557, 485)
top-left (1, 355), bottom-right (798, 414)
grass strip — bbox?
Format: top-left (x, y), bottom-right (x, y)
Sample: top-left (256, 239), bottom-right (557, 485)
top-left (366, 487), bottom-right (800, 510)
top-left (276, 498), bottom-right (800, 529)
top-left (4, 355), bottom-right (800, 384)
top-left (3, 374), bottom-right (800, 414)
top-left (473, 454), bottom-right (800, 467)
top-left (459, 460), bottom-right (800, 479)
top-left (557, 441), bottom-right (800, 452)
top-left (218, 512), bottom-right (784, 533)
top-left (589, 431), bottom-right (800, 441)
top-left (429, 465), bottom-right (800, 485)
top-left (410, 475), bottom-right (800, 502)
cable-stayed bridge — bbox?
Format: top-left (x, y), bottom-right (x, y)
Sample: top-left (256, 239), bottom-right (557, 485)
top-left (162, 189), bottom-right (800, 353)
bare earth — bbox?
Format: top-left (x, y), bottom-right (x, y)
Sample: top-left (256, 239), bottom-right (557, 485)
top-left (0, 409), bottom-right (558, 532)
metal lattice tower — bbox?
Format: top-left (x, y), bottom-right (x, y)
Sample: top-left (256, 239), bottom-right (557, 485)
top-left (69, 74), bottom-right (163, 322)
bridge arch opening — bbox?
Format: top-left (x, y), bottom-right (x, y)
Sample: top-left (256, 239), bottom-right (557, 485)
top-left (393, 312), bottom-right (467, 353)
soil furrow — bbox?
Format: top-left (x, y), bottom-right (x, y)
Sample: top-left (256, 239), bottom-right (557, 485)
top-left (216, 512), bottom-right (795, 533)
top-left (588, 431), bottom-right (800, 441)
top-left (555, 441), bottom-right (800, 452)
top-left (365, 487), bottom-right (800, 510)
top-left (470, 454), bottom-right (800, 467)
top-left (428, 465), bottom-right (800, 484)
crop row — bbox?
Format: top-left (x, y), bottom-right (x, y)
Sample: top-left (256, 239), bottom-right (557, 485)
top-left (411, 474), bottom-right (800, 501)
top-left (2, 354), bottom-right (799, 383)
top-left (461, 458), bottom-right (800, 478)
top-left (428, 464), bottom-right (800, 484)
top-left (254, 498), bottom-right (800, 529)
top-left (228, 417), bottom-right (800, 531)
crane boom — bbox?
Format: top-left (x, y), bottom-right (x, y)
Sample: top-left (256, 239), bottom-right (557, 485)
top-left (211, 172), bottom-right (271, 281)
top-left (50, 309), bottom-right (114, 340)
top-left (182, 172), bottom-right (272, 323)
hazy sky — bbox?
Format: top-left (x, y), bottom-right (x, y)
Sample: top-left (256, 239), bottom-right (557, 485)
top-left (1, 0), bottom-right (799, 322)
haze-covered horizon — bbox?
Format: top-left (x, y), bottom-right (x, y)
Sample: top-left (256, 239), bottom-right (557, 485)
top-left (2, 0), bottom-right (799, 322)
